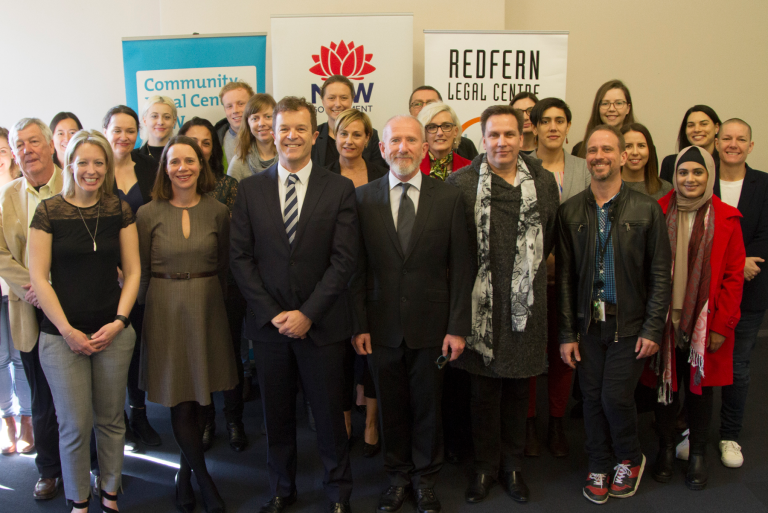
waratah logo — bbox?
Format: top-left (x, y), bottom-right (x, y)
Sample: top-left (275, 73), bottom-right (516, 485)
top-left (309, 41), bottom-right (376, 80)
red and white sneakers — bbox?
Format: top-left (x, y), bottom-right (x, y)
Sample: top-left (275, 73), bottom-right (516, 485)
top-left (609, 454), bottom-right (646, 498)
top-left (583, 472), bottom-right (610, 504)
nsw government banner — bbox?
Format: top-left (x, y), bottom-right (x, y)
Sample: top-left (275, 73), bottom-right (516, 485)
top-left (271, 13), bottom-right (413, 135)
top-left (424, 31), bottom-right (568, 150)
top-left (122, 33), bottom-right (267, 142)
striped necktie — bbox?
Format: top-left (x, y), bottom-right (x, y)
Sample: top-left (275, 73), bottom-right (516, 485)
top-left (284, 174), bottom-right (299, 247)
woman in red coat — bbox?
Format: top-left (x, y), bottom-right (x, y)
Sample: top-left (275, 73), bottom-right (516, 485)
top-left (646, 145), bottom-right (745, 490)
top-left (416, 102), bottom-right (471, 180)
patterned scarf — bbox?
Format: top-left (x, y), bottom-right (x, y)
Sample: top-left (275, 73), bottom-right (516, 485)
top-left (654, 194), bottom-right (714, 404)
top-left (428, 151), bottom-right (454, 181)
top-left (467, 155), bottom-right (543, 365)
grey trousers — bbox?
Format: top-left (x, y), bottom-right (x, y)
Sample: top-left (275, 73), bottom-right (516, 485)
top-left (39, 326), bottom-right (135, 502)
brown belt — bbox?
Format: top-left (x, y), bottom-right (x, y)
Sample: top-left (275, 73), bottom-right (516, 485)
top-left (151, 271), bottom-right (217, 280)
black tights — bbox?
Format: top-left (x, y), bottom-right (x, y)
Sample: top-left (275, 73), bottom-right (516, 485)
top-left (171, 401), bottom-right (223, 507)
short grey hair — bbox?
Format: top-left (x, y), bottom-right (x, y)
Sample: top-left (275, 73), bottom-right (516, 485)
top-left (9, 118), bottom-right (52, 149)
top-left (416, 102), bottom-right (463, 149)
top-left (382, 115), bottom-right (426, 143)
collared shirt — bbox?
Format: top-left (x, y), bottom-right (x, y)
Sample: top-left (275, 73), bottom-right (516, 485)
top-left (278, 159), bottom-right (313, 221)
top-left (593, 185), bottom-right (622, 304)
top-left (389, 171), bottom-right (422, 227)
top-left (24, 166), bottom-right (61, 267)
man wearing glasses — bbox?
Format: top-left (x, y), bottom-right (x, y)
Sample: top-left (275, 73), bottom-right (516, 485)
top-left (408, 86), bottom-right (478, 161)
top-left (351, 115), bottom-right (472, 513)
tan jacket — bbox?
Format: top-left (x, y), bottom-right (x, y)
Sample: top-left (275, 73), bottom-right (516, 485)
top-left (0, 169), bottom-right (63, 352)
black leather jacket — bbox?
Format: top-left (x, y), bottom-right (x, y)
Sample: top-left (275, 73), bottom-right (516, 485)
top-left (555, 183), bottom-right (671, 344)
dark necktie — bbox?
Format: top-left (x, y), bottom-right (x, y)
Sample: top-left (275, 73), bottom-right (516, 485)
top-left (284, 174), bottom-right (299, 247)
top-left (397, 182), bottom-right (415, 252)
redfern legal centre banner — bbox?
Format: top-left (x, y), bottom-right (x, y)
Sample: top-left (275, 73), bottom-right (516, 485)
top-left (424, 31), bottom-right (568, 150)
top-left (271, 14), bottom-right (414, 134)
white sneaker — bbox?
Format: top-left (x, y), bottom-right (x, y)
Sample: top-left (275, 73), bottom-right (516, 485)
top-left (676, 430), bottom-right (689, 460)
top-left (719, 440), bottom-right (744, 468)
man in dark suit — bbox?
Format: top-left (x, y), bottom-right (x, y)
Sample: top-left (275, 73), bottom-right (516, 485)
top-left (351, 115), bottom-right (472, 513)
top-left (714, 118), bottom-right (768, 468)
top-left (230, 96), bottom-right (358, 513)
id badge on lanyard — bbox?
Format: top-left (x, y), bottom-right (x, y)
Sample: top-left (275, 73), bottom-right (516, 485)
top-left (592, 300), bottom-right (606, 322)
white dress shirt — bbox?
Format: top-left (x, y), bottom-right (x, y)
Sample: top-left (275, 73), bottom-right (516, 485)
top-left (719, 179), bottom-right (744, 208)
top-left (278, 160), bottom-right (313, 221)
top-left (389, 171), bottom-right (422, 228)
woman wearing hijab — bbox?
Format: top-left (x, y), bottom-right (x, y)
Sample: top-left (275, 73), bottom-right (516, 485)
top-left (643, 145), bottom-right (745, 491)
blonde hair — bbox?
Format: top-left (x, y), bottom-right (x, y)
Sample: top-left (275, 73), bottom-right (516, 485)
top-left (219, 81), bottom-right (255, 102)
top-left (0, 128), bottom-right (22, 179)
top-left (140, 95), bottom-right (178, 141)
top-left (417, 102), bottom-right (463, 149)
top-left (61, 130), bottom-right (115, 198)
top-left (334, 109), bottom-right (372, 147)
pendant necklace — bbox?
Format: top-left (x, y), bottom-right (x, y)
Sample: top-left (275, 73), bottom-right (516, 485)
top-left (77, 198), bottom-right (101, 252)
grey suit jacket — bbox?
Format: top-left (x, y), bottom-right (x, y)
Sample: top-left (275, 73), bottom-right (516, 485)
top-left (531, 149), bottom-right (590, 202)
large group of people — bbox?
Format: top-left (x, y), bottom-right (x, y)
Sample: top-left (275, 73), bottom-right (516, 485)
top-left (0, 75), bottom-right (765, 513)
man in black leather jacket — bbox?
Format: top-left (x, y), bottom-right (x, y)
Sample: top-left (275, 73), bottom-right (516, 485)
top-left (556, 125), bottom-right (671, 504)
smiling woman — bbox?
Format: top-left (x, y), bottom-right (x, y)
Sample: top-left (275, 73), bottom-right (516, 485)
top-left (659, 105), bottom-right (722, 183)
top-left (138, 96), bottom-right (178, 164)
top-left (416, 102), bottom-right (471, 181)
top-left (49, 112), bottom-right (83, 169)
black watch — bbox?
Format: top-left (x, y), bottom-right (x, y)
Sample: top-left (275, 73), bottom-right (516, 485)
top-left (115, 315), bottom-right (131, 328)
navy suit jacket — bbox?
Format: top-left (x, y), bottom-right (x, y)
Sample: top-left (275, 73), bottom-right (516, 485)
top-left (714, 164), bottom-right (768, 311)
top-left (230, 162), bottom-right (359, 345)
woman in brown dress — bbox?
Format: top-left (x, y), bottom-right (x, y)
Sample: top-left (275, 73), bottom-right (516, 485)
top-left (136, 135), bottom-right (236, 513)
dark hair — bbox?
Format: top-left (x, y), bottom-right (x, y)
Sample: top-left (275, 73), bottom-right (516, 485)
top-left (152, 135), bottom-right (216, 200)
top-left (677, 105), bottom-right (721, 152)
top-left (102, 105), bottom-right (140, 131)
top-left (273, 96), bottom-right (318, 134)
top-left (620, 123), bottom-right (663, 195)
top-left (480, 105), bottom-right (524, 136)
top-left (409, 85), bottom-right (443, 106)
top-left (530, 97), bottom-right (572, 126)
top-left (321, 75), bottom-right (355, 98)
top-left (510, 91), bottom-right (539, 107)
top-left (577, 80), bottom-right (634, 158)
top-left (49, 112), bottom-right (83, 167)
top-left (235, 93), bottom-right (277, 160)
top-left (178, 117), bottom-right (225, 177)
top-left (585, 124), bottom-right (625, 152)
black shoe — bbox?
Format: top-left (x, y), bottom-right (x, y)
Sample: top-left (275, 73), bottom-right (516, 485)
top-left (175, 472), bottom-right (195, 513)
top-left (465, 474), bottom-right (495, 503)
top-left (547, 416), bottom-right (569, 458)
top-left (199, 477), bottom-right (225, 513)
top-left (414, 488), bottom-right (441, 513)
top-left (377, 486), bottom-right (409, 513)
top-left (227, 422), bottom-right (248, 452)
top-left (259, 491), bottom-right (297, 513)
top-left (123, 411), bottom-right (138, 453)
top-left (501, 471), bottom-right (529, 503)
top-left (306, 402), bottom-right (317, 432)
top-left (327, 501), bottom-right (351, 513)
top-left (653, 444), bottom-right (675, 483)
top-left (363, 439), bottom-right (381, 458)
top-left (130, 407), bottom-right (161, 446)
top-left (524, 417), bottom-right (540, 457)
top-left (202, 411), bottom-right (216, 452)
top-left (685, 453), bottom-right (708, 490)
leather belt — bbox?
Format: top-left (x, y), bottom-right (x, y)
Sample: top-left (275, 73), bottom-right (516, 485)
top-left (151, 271), bottom-right (217, 280)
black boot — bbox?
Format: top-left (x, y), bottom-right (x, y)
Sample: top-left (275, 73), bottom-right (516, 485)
top-left (130, 407), bottom-right (161, 446)
top-left (652, 440), bottom-right (675, 483)
top-left (547, 416), bottom-right (569, 458)
top-left (686, 452), bottom-right (708, 490)
top-left (202, 405), bottom-right (216, 452)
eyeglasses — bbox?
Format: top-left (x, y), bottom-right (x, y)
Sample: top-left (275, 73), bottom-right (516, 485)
top-left (599, 100), bottom-right (628, 110)
top-left (409, 99), bottom-right (439, 109)
top-left (425, 122), bottom-right (456, 134)
top-left (514, 107), bottom-right (534, 116)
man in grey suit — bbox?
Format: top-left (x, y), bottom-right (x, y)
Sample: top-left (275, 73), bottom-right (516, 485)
top-left (351, 115), bottom-right (472, 513)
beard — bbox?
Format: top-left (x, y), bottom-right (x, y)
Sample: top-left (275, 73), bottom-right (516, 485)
top-left (387, 153), bottom-right (420, 178)
top-left (588, 160), bottom-right (619, 182)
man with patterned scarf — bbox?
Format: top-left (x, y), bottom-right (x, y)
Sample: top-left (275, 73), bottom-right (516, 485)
top-left (446, 105), bottom-right (560, 504)
top-left (557, 124), bottom-right (671, 504)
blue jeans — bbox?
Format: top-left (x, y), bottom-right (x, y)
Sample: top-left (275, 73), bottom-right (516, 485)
top-left (720, 309), bottom-right (766, 441)
top-left (0, 296), bottom-right (31, 417)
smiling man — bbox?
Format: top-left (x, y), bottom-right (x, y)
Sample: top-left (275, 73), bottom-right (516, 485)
top-left (230, 96), bottom-right (358, 513)
top-left (557, 124), bottom-right (671, 504)
top-left (215, 81), bottom-right (255, 168)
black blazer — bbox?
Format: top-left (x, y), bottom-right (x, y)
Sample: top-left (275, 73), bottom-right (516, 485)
top-left (327, 159), bottom-right (389, 184)
top-left (351, 174), bottom-right (473, 349)
top-left (113, 150), bottom-right (158, 208)
top-left (312, 122), bottom-right (387, 169)
top-left (714, 164), bottom-right (768, 311)
top-left (229, 162), bottom-right (359, 345)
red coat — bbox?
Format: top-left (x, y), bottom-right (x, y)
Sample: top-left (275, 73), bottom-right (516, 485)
top-left (641, 192), bottom-right (745, 390)
top-left (420, 152), bottom-right (471, 177)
